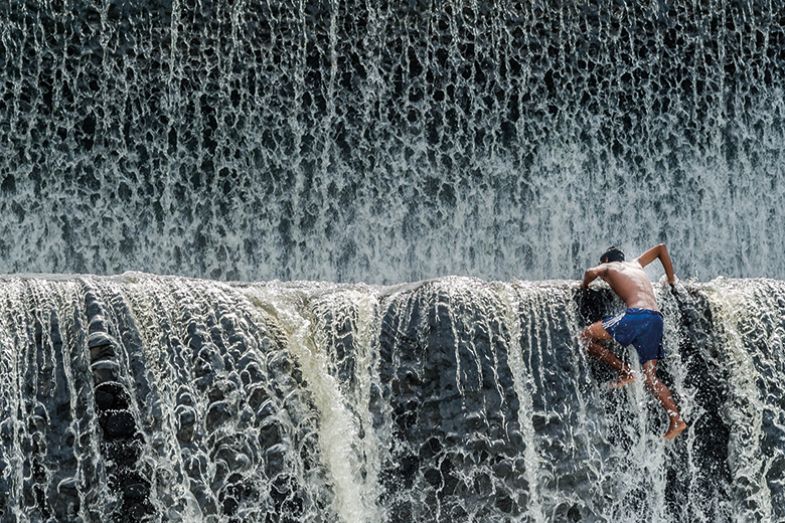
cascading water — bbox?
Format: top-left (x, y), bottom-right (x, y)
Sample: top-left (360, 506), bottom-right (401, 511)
top-left (2, 2), bottom-right (785, 522)
top-left (0, 274), bottom-right (782, 522)
top-left (1, 2), bottom-right (785, 282)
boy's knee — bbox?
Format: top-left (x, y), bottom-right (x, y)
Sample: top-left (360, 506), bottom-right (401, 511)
top-left (579, 331), bottom-right (597, 355)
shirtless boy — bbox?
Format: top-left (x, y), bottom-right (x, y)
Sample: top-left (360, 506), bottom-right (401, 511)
top-left (580, 243), bottom-right (688, 441)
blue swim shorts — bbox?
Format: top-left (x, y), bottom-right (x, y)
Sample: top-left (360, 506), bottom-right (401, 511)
top-left (602, 308), bottom-right (664, 364)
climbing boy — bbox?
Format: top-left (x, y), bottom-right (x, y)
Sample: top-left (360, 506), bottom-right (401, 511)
top-left (580, 244), bottom-right (687, 440)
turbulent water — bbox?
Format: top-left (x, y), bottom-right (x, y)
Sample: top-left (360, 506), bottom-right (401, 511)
top-left (0, 274), bottom-right (781, 522)
top-left (2, 2), bottom-right (785, 281)
top-left (2, 3), bottom-right (785, 521)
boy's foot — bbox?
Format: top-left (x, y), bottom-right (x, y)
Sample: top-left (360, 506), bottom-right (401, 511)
top-left (610, 372), bottom-right (636, 389)
top-left (663, 419), bottom-right (688, 441)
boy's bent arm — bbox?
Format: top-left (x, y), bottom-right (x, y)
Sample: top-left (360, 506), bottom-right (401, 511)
top-left (581, 265), bottom-right (607, 288)
top-left (636, 243), bottom-right (676, 284)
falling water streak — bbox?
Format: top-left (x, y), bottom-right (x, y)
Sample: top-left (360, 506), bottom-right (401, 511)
top-left (561, 284), bottom-right (609, 516)
top-left (345, 290), bottom-right (387, 521)
top-left (118, 280), bottom-right (203, 520)
top-left (15, 283), bottom-right (45, 520)
top-left (0, 285), bottom-right (25, 521)
top-left (87, 281), bottom-right (158, 517)
top-left (752, 281), bottom-right (785, 510)
top-left (308, 287), bottom-right (386, 522)
top-left (441, 287), bottom-right (466, 400)
top-left (705, 280), bottom-right (773, 521)
top-left (42, 283), bottom-right (93, 522)
top-left (530, 292), bottom-right (548, 413)
top-left (71, 281), bottom-right (116, 521)
top-left (658, 289), bottom-right (702, 522)
top-left (245, 285), bottom-right (375, 523)
top-left (478, 288), bottom-right (509, 433)
top-left (495, 282), bottom-right (545, 523)
top-left (460, 284), bottom-right (487, 396)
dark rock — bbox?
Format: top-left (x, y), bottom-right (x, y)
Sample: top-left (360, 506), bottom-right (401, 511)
top-left (94, 382), bottom-right (129, 410)
top-left (100, 410), bottom-right (136, 439)
top-left (122, 482), bottom-right (148, 501)
top-left (88, 331), bottom-right (117, 352)
top-left (175, 405), bottom-right (196, 443)
top-left (206, 400), bottom-right (235, 431)
top-left (90, 359), bottom-right (121, 384)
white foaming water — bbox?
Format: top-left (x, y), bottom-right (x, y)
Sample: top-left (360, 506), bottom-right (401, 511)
top-left (1, 4), bottom-right (785, 282)
top-left (1, 273), bottom-right (781, 521)
top-left (243, 284), bottom-right (384, 523)
top-left (496, 283), bottom-right (545, 523)
top-left (704, 279), bottom-right (777, 522)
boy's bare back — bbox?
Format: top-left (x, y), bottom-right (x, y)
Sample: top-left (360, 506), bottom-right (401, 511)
top-left (598, 262), bottom-right (658, 310)
top-left (581, 243), bottom-right (677, 310)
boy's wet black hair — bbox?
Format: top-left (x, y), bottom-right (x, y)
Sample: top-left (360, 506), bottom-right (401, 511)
top-left (600, 246), bottom-right (625, 263)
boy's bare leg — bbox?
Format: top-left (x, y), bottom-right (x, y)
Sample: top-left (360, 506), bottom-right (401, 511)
top-left (581, 322), bottom-right (635, 387)
top-left (642, 360), bottom-right (687, 440)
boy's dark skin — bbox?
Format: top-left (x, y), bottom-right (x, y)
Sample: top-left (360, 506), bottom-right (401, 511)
top-left (580, 243), bottom-right (688, 441)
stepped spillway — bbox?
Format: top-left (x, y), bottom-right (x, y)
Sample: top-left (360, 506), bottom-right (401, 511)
top-left (0, 274), bottom-right (781, 522)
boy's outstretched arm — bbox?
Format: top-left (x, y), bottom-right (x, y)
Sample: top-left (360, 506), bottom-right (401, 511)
top-left (636, 243), bottom-right (677, 285)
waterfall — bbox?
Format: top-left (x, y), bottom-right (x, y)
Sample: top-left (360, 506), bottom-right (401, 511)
top-left (0, 274), bottom-right (782, 522)
top-left (1, 2), bottom-right (784, 282)
top-left (2, 2), bottom-right (784, 521)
